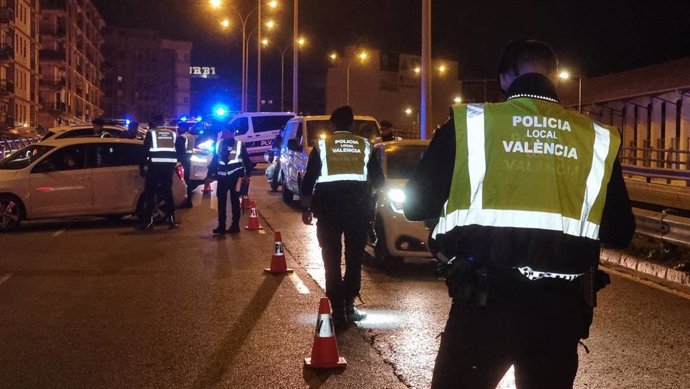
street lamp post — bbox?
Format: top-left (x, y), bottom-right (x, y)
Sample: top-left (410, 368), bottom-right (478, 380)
top-left (292, 0), bottom-right (298, 113)
top-left (345, 51), bottom-right (367, 105)
top-left (559, 70), bottom-right (582, 113)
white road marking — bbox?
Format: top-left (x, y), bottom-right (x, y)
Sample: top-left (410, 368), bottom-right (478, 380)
top-left (289, 273), bottom-right (310, 294)
top-left (0, 273), bottom-right (12, 287)
top-left (53, 229), bottom-right (66, 237)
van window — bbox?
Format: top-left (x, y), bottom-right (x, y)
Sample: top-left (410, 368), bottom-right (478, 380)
top-left (251, 115), bottom-right (293, 133)
top-left (229, 117), bottom-right (249, 135)
top-left (282, 121), bottom-right (299, 146)
top-left (306, 120), bottom-right (331, 148)
top-left (352, 120), bottom-right (381, 143)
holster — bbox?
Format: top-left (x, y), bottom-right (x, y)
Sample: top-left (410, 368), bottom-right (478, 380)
top-left (437, 253), bottom-right (489, 307)
top-left (579, 266), bottom-right (611, 339)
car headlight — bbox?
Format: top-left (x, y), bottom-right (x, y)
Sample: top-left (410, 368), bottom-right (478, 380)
top-left (190, 154), bottom-right (207, 163)
top-left (387, 188), bottom-right (406, 213)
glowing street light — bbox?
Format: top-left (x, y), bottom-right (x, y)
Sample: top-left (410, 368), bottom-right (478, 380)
top-left (272, 37), bottom-right (307, 111)
top-left (265, 19), bottom-right (276, 30)
top-left (261, 38), bottom-right (269, 46)
top-left (345, 50), bottom-right (368, 105)
top-left (437, 64), bottom-right (447, 74)
top-left (404, 107), bottom-right (413, 115)
top-left (220, 18), bottom-right (230, 28)
top-left (210, 0), bottom-right (222, 9)
top-left (329, 52), bottom-right (338, 61)
top-left (559, 69), bottom-right (582, 113)
top-left (453, 96), bottom-right (462, 104)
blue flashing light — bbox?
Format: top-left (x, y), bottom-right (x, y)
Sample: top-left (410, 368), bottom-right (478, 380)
top-left (125, 119), bottom-right (131, 126)
top-left (215, 107), bottom-right (227, 117)
top-left (196, 116), bottom-right (203, 122)
top-left (180, 115), bottom-right (188, 122)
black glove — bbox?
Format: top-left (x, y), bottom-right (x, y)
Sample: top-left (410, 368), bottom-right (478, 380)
top-left (301, 210), bottom-right (313, 225)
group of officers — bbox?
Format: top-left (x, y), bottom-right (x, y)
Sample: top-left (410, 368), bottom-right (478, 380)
top-left (134, 38), bottom-right (635, 389)
top-left (135, 115), bottom-right (250, 234)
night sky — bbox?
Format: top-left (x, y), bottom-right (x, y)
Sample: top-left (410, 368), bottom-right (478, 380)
top-left (92, 0), bottom-right (690, 112)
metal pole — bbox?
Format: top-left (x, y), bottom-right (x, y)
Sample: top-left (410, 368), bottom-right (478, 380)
top-left (256, 0), bottom-right (262, 112)
top-left (346, 61), bottom-right (351, 105)
top-left (241, 21), bottom-right (247, 112)
top-left (420, 0), bottom-right (432, 139)
top-left (281, 48), bottom-right (287, 112)
top-left (578, 77), bottom-right (582, 113)
top-left (292, 0), bottom-right (299, 113)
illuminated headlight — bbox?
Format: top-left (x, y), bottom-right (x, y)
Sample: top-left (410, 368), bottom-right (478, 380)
top-left (197, 140), bottom-right (215, 152)
top-left (191, 154), bottom-right (208, 163)
top-left (387, 188), bottom-right (406, 213)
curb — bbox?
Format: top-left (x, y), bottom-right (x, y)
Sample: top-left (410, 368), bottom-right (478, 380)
top-left (600, 248), bottom-right (690, 288)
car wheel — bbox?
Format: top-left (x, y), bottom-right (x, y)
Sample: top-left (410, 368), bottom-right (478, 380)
top-left (374, 219), bottom-right (402, 265)
top-left (0, 195), bottom-right (23, 231)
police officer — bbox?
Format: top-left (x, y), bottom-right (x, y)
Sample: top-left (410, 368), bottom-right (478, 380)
top-left (177, 121), bottom-right (195, 208)
top-left (403, 39), bottom-right (635, 389)
top-left (380, 120), bottom-right (395, 142)
top-left (300, 106), bottom-right (384, 324)
top-left (136, 116), bottom-right (181, 231)
top-left (207, 127), bottom-right (252, 235)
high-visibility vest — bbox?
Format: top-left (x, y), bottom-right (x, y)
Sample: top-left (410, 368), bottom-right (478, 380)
top-left (149, 128), bottom-right (178, 164)
top-left (315, 131), bottom-right (371, 184)
top-left (433, 99), bottom-right (621, 241)
top-left (216, 139), bottom-right (244, 177)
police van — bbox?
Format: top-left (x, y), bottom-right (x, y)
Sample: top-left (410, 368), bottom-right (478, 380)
top-left (278, 115), bottom-right (380, 202)
top-left (225, 112), bottom-right (295, 164)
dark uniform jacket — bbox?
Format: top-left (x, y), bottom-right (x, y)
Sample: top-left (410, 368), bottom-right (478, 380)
top-left (207, 138), bottom-right (252, 179)
top-left (140, 128), bottom-right (181, 169)
top-left (301, 131), bottom-right (384, 222)
top-left (403, 73), bottom-right (635, 274)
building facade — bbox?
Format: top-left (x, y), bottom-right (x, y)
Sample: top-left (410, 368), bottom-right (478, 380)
top-left (326, 48), bottom-right (462, 137)
top-left (0, 0), bottom-right (40, 131)
top-left (101, 27), bottom-right (192, 124)
top-left (38, 0), bottom-right (104, 128)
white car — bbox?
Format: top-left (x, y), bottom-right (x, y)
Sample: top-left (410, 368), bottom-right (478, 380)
top-left (40, 125), bottom-right (129, 141)
top-left (279, 115), bottom-right (381, 202)
top-left (370, 140), bottom-right (431, 263)
top-left (0, 138), bottom-right (187, 231)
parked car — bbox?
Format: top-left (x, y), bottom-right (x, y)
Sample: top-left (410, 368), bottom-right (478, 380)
top-left (370, 139), bottom-right (431, 263)
top-left (279, 115), bottom-right (381, 202)
top-left (225, 112), bottom-right (295, 164)
top-left (40, 125), bottom-right (129, 142)
top-left (0, 138), bottom-right (187, 231)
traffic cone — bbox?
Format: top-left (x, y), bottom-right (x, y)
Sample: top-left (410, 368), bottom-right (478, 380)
top-left (264, 231), bottom-right (293, 274)
top-left (241, 195), bottom-right (252, 214)
top-left (304, 297), bottom-right (347, 369)
top-left (245, 200), bottom-right (264, 230)
top-left (202, 181), bottom-right (213, 193)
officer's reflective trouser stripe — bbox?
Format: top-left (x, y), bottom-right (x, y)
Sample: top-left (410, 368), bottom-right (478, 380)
top-left (432, 109), bottom-right (611, 240)
top-left (151, 157), bottom-right (178, 163)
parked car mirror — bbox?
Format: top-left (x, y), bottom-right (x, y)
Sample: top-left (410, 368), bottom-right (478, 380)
top-left (287, 138), bottom-right (301, 152)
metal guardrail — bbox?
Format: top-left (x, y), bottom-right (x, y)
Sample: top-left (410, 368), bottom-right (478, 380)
top-left (634, 208), bottom-right (690, 248)
top-left (622, 164), bottom-right (690, 184)
top-left (0, 136), bottom-right (40, 159)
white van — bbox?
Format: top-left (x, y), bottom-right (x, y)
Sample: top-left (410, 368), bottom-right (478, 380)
top-left (226, 112), bottom-right (295, 164)
top-left (279, 115), bottom-right (380, 202)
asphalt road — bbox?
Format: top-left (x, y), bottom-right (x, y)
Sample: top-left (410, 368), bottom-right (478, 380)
top-left (1, 170), bottom-right (689, 389)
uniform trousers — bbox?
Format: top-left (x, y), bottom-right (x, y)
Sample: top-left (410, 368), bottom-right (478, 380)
top-left (182, 155), bottom-right (193, 199)
top-left (316, 217), bottom-right (368, 315)
top-left (431, 269), bottom-right (587, 389)
top-left (216, 176), bottom-right (240, 228)
top-left (142, 164), bottom-right (176, 220)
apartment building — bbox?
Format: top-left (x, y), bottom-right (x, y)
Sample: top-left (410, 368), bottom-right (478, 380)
top-left (101, 26), bottom-right (192, 123)
top-left (0, 0), bottom-right (40, 131)
top-left (38, 0), bottom-right (104, 128)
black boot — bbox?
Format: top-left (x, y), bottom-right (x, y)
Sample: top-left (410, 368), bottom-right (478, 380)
top-left (136, 216), bottom-right (154, 232)
top-left (227, 222), bottom-right (240, 234)
top-left (212, 225), bottom-right (226, 236)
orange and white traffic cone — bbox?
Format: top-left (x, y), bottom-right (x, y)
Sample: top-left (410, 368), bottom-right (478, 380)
top-left (202, 181), bottom-right (213, 193)
top-left (304, 297), bottom-right (347, 369)
top-left (264, 231), bottom-right (293, 274)
top-left (241, 195), bottom-right (252, 214)
top-left (245, 200), bottom-right (264, 231)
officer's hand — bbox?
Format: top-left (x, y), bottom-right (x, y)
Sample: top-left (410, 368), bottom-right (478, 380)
top-left (301, 210), bottom-right (313, 225)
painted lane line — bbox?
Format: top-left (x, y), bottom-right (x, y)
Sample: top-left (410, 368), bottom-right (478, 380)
top-left (53, 229), bottom-right (66, 237)
top-left (0, 273), bottom-right (13, 287)
top-left (289, 273), bottom-right (310, 294)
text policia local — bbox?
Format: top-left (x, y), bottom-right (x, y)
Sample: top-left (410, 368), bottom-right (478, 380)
top-left (504, 115), bottom-right (578, 160)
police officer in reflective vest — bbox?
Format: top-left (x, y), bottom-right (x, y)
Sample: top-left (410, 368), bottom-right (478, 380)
top-left (137, 117), bottom-right (182, 231)
top-left (207, 128), bottom-right (252, 235)
top-left (177, 121), bottom-right (195, 208)
top-left (300, 106), bottom-right (384, 324)
top-left (404, 40), bottom-right (635, 389)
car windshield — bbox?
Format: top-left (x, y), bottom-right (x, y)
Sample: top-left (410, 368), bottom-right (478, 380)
top-left (0, 145), bottom-right (54, 170)
top-left (385, 145), bottom-right (427, 179)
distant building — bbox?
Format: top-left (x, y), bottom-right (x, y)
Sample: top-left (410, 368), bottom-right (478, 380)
top-left (0, 0), bottom-right (41, 131)
top-left (326, 48), bottom-right (462, 137)
top-left (101, 26), bottom-right (192, 123)
top-left (558, 58), bottom-right (690, 169)
top-left (38, 0), bottom-right (104, 128)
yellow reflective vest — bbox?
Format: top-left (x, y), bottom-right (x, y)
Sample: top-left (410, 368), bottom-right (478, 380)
top-left (433, 98), bottom-right (621, 241)
top-left (315, 131), bottom-right (371, 184)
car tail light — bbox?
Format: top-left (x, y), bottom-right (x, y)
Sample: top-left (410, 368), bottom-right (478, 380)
top-left (176, 164), bottom-right (185, 180)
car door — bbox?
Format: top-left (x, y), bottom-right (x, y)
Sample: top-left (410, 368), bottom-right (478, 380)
top-left (29, 144), bottom-right (93, 218)
top-left (89, 142), bottom-right (143, 213)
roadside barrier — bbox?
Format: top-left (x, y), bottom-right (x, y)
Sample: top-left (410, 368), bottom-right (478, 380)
top-left (304, 297), bottom-right (347, 369)
top-left (264, 231), bottom-right (293, 274)
top-left (245, 200), bottom-right (263, 230)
